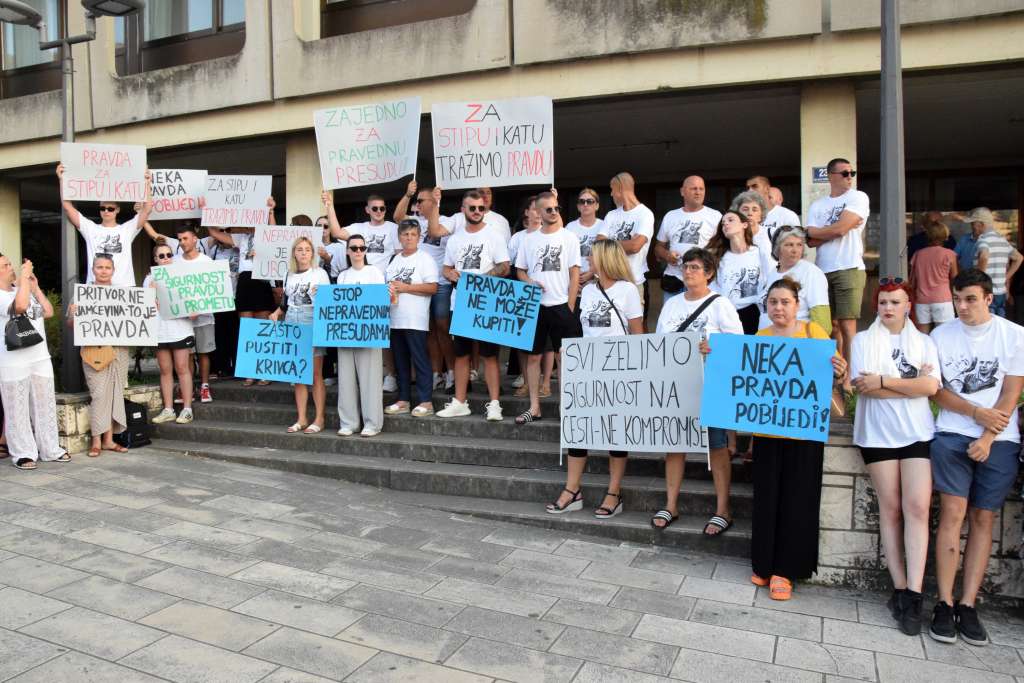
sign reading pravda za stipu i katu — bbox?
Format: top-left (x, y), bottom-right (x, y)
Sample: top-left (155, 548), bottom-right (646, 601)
top-left (201, 175), bottom-right (273, 227)
top-left (151, 259), bottom-right (234, 319)
top-left (449, 273), bottom-right (541, 351)
top-left (314, 97), bottom-right (421, 190)
top-left (312, 284), bottom-right (391, 348)
top-left (60, 142), bottom-right (147, 203)
top-left (73, 284), bottom-right (157, 347)
top-left (235, 318), bottom-right (313, 385)
top-left (560, 332), bottom-right (708, 454)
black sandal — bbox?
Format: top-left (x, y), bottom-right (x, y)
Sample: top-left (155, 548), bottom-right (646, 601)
top-left (14, 458), bottom-right (36, 470)
top-left (650, 509), bottom-right (678, 529)
top-left (515, 411), bottom-right (541, 426)
top-left (545, 488), bottom-right (583, 514)
top-left (594, 491), bottom-right (623, 519)
top-left (703, 515), bottom-right (732, 537)
top-left (54, 454), bottom-right (71, 463)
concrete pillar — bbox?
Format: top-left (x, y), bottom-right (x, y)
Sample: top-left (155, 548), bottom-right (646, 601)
top-left (799, 81), bottom-right (857, 223)
top-left (0, 180), bottom-right (21, 265)
top-left (285, 134), bottom-right (323, 223)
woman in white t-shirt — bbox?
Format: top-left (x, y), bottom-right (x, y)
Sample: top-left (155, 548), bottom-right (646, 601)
top-left (758, 226), bottom-right (832, 333)
top-left (269, 237), bottom-right (331, 435)
top-left (849, 279), bottom-right (940, 634)
top-left (706, 210), bottom-right (772, 334)
top-left (565, 188), bottom-right (605, 287)
top-left (146, 244), bottom-right (198, 425)
top-left (731, 190), bottom-right (774, 259)
top-left (384, 220), bottom-right (439, 418)
top-left (547, 240), bottom-right (643, 519)
top-left (0, 256), bottom-right (66, 470)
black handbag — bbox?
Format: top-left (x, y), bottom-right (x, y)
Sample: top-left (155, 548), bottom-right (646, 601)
top-left (113, 399), bottom-right (152, 449)
top-left (5, 301), bottom-right (43, 351)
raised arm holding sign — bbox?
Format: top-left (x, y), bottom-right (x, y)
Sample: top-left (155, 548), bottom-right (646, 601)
top-left (150, 169), bottom-right (207, 220)
top-left (60, 142), bottom-right (147, 202)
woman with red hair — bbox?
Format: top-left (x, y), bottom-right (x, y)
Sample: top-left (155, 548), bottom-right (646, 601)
top-left (849, 278), bottom-right (940, 636)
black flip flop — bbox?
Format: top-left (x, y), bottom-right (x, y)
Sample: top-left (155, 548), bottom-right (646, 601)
top-left (650, 509), bottom-right (678, 529)
top-left (14, 458), bottom-right (36, 470)
top-left (703, 515), bottom-right (733, 537)
top-left (515, 411), bottom-right (541, 426)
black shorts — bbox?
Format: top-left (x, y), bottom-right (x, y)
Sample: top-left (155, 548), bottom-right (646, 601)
top-left (453, 336), bottom-right (499, 359)
top-left (235, 271), bottom-right (276, 313)
top-left (530, 303), bottom-right (582, 355)
top-left (158, 336), bottom-right (195, 351)
top-left (859, 440), bottom-right (931, 466)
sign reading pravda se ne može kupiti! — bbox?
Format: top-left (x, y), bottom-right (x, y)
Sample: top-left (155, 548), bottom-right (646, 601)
top-left (235, 318), bottom-right (313, 384)
top-left (449, 273), bottom-right (541, 351)
top-left (560, 332), bottom-right (708, 454)
top-left (701, 333), bottom-right (835, 442)
top-left (152, 259), bottom-right (234, 319)
top-left (60, 142), bottom-right (147, 202)
top-left (73, 285), bottom-right (157, 347)
top-left (312, 284), bottom-right (391, 348)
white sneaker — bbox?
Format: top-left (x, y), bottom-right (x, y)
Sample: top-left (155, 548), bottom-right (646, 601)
top-left (360, 427), bottom-right (380, 437)
top-left (337, 427), bottom-right (354, 437)
top-left (174, 409), bottom-right (194, 424)
top-left (437, 398), bottom-right (471, 418)
top-left (444, 371), bottom-right (455, 390)
top-left (485, 400), bottom-right (503, 422)
top-left (432, 373), bottom-right (444, 390)
top-left (382, 375), bottom-right (398, 392)
top-left (469, 369), bottom-right (480, 382)
top-left (511, 375), bottom-right (525, 388)
top-left (152, 408), bottom-right (176, 424)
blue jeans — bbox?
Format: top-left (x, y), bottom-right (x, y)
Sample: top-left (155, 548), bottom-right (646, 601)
top-left (391, 329), bottom-right (432, 404)
top-left (989, 294), bottom-right (1007, 317)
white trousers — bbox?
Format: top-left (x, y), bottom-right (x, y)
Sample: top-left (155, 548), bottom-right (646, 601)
top-left (0, 358), bottom-right (65, 463)
top-left (337, 348), bottom-right (383, 433)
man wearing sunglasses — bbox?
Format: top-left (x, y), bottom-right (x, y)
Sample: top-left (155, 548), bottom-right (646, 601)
top-left (448, 186), bottom-right (510, 242)
top-left (806, 157), bottom-right (870, 386)
top-left (57, 163), bottom-right (153, 287)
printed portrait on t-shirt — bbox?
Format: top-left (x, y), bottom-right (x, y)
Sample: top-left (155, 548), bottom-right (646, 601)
top-left (825, 204), bottom-right (848, 225)
top-left (422, 232), bottom-right (444, 247)
top-left (946, 355), bottom-right (999, 394)
top-left (290, 283), bottom-right (312, 306)
top-left (96, 233), bottom-right (123, 254)
top-left (665, 313), bottom-right (708, 336)
top-left (578, 235), bottom-right (595, 258)
top-left (892, 348), bottom-right (919, 379)
top-left (672, 221), bottom-right (701, 246)
top-left (366, 234), bottom-right (387, 254)
top-left (611, 222), bottom-right (635, 242)
top-left (723, 267), bottom-right (760, 300)
top-left (392, 266), bottom-right (415, 284)
top-left (457, 244), bottom-right (484, 270)
top-left (582, 300), bottom-right (613, 328)
top-left (536, 245), bottom-right (563, 272)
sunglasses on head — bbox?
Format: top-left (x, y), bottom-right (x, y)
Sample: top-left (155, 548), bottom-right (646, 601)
top-left (543, 206), bottom-right (561, 214)
top-left (878, 276), bottom-right (904, 286)
top-left (369, 206), bottom-right (386, 212)
top-left (99, 206), bottom-right (117, 212)
top-left (465, 205), bottom-right (486, 213)
top-left (349, 245), bottom-right (367, 252)
top-left (831, 170), bottom-right (857, 178)
top-left (577, 198), bottom-right (596, 205)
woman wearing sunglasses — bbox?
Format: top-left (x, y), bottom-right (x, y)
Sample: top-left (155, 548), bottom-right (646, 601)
top-left (146, 244), bottom-right (198, 425)
top-left (335, 235), bottom-right (386, 437)
top-left (566, 188), bottom-right (605, 288)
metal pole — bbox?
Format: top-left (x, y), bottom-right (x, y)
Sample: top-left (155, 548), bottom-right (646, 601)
top-left (58, 38), bottom-right (82, 392)
top-left (880, 0), bottom-right (906, 278)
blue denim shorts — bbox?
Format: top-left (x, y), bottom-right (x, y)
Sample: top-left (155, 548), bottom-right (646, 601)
top-left (708, 427), bottom-right (728, 451)
top-left (930, 431), bottom-right (1020, 510)
top-left (431, 281), bottom-right (453, 320)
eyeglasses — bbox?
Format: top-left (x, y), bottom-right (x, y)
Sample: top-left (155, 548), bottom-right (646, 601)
top-left (682, 263), bottom-right (706, 272)
top-left (155, 253), bottom-right (173, 260)
top-left (465, 205), bottom-right (486, 213)
top-left (878, 276), bottom-right (905, 285)
top-left (369, 206), bottom-right (386, 213)
top-left (348, 245), bottom-right (367, 252)
top-left (99, 206), bottom-right (117, 212)
top-left (577, 198), bottom-right (596, 205)
top-left (543, 206), bottom-right (561, 215)
top-left (831, 170), bottom-right (857, 178)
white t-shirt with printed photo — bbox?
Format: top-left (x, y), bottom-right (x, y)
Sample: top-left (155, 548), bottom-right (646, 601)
top-left (0, 287), bottom-right (49, 368)
top-left (515, 228), bottom-right (582, 307)
top-left (656, 291), bottom-right (744, 338)
top-left (174, 252), bottom-right (216, 328)
top-left (656, 206), bottom-right (721, 281)
top-left (931, 316), bottom-right (1024, 442)
top-left (443, 227), bottom-right (511, 310)
top-left (386, 249), bottom-right (439, 331)
top-left (566, 219), bottom-right (605, 275)
top-left (450, 210), bottom-right (511, 243)
top-left (508, 229), bottom-right (535, 268)
top-left (712, 246), bottom-right (773, 310)
top-left (414, 215), bottom-right (455, 272)
top-left (348, 221), bottom-right (398, 273)
top-left (808, 189), bottom-right (870, 273)
top-left (337, 265), bottom-right (386, 286)
top-left (579, 281), bottom-right (643, 337)
top-left (763, 205), bottom-right (802, 244)
top-left (757, 259), bottom-right (830, 329)
top-left (283, 267), bottom-right (330, 318)
top-left (323, 241), bottom-right (348, 279)
top-left (850, 331), bottom-right (941, 448)
top-left (599, 204), bottom-right (655, 285)
top-left (79, 216), bottom-right (142, 286)
top-left (231, 232), bottom-right (256, 274)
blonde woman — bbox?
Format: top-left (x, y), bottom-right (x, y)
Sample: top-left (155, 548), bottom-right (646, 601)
top-left (547, 240), bottom-right (643, 518)
top-left (269, 236), bottom-right (330, 433)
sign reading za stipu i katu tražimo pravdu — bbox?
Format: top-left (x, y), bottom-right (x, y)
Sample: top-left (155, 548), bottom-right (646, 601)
top-left (73, 284), bottom-right (157, 347)
top-left (149, 169), bottom-right (207, 220)
top-left (314, 97), bottom-right (421, 190)
top-left (431, 96), bottom-right (553, 190)
top-left (235, 318), bottom-right (314, 384)
top-left (201, 175), bottom-right (273, 227)
top-left (313, 284), bottom-right (391, 348)
top-left (151, 259), bottom-right (235, 319)
top-left (60, 142), bottom-right (147, 203)
top-left (448, 273), bottom-right (541, 351)
top-left (560, 332), bottom-right (708, 454)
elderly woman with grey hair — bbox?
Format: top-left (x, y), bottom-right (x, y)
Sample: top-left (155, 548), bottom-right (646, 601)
top-left (731, 190), bottom-right (773, 258)
top-left (757, 225), bottom-right (832, 333)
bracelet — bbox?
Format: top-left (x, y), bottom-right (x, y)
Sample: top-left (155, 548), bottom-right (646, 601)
top-left (972, 407), bottom-right (978, 420)
top-left (880, 376), bottom-right (884, 389)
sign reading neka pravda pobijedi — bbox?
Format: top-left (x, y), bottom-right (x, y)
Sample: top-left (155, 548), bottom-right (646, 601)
top-left (60, 142), bottom-right (147, 202)
top-left (152, 259), bottom-right (234, 319)
top-left (150, 169), bottom-right (207, 220)
top-left (560, 332), bottom-right (708, 454)
top-left (73, 285), bottom-right (157, 347)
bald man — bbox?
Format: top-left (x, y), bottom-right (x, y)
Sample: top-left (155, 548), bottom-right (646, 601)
top-left (654, 175), bottom-right (722, 299)
top-left (598, 172), bottom-right (655, 299)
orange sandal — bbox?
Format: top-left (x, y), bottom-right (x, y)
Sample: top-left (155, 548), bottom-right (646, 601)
top-left (769, 576), bottom-right (792, 601)
top-left (750, 574), bottom-right (768, 587)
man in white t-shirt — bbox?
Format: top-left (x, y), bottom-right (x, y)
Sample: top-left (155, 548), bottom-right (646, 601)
top-left (654, 175), bottom-right (721, 300)
top-left (928, 269), bottom-right (1024, 647)
top-left (746, 175), bottom-right (801, 244)
top-left (448, 186), bottom-right (511, 242)
top-left (598, 173), bottom-right (655, 319)
top-left (806, 158), bottom-right (870, 387)
top-left (173, 225), bottom-right (217, 406)
top-left (515, 191), bottom-right (581, 425)
top-left (57, 163), bottom-right (152, 287)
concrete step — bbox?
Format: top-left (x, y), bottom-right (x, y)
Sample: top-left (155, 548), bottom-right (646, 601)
top-left (145, 435), bottom-right (754, 518)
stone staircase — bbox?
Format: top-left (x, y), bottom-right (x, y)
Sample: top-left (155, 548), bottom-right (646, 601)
top-left (148, 380), bottom-right (852, 559)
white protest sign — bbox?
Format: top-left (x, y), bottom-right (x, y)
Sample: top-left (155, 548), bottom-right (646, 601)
top-left (252, 225), bottom-right (321, 282)
top-left (314, 97), bottom-right (421, 190)
top-left (150, 169), bottom-right (207, 220)
top-left (431, 96), bottom-right (553, 190)
top-left (201, 175), bottom-right (272, 227)
top-left (560, 332), bottom-right (708, 454)
top-left (60, 142), bottom-right (147, 202)
top-left (73, 285), bottom-right (157, 347)
top-left (152, 259), bottom-right (234, 319)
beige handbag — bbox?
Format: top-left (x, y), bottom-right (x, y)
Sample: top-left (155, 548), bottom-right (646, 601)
top-left (81, 345), bottom-right (115, 372)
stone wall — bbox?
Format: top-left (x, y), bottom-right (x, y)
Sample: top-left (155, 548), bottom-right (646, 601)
top-left (56, 385), bottom-right (162, 455)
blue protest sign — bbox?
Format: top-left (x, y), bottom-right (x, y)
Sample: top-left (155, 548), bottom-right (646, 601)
top-left (700, 333), bottom-right (836, 442)
top-left (313, 284), bottom-right (391, 348)
top-left (235, 318), bottom-right (313, 384)
top-left (449, 273), bottom-right (541, 351)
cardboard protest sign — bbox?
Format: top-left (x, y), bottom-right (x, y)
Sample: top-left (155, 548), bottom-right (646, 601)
top-left (448, 273), bottom-right (541, 350)
top-left (560, 332), bottom-right (707, 454)
top-left (235, 318), bottom-right (313, 384)
top-left (431, 96), bottom-right (553, 189)
top-left (314, 97), bottom-right (421, 190)
top-left (73, 285), bottom-right (157, 347)
top-left (252, 225), bottom-right (321, 282)
top-left (313, 284), bottom-right (390, 348)
top-left (152, 259), bottom-right (235, 319)
top-left (201, 175), bottom-right (272, 227)
top-left (60, 142), bottom-right (147, 202)
top-left (150, 169), bottom-right (207, 220)
top-left (701, 333), bottom-right (836, 442)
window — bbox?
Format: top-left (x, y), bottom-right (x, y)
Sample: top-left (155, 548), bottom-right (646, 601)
top-left (0, 0), bottom-right (62, 99)
top-left (321, 0), bottom-right (475, 38)
top-left (116, 0), bottom-right (244, 75)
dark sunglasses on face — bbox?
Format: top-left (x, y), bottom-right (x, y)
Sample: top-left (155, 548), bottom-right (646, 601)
top-left (465, 205), bottom-right (486, 213)
top-left (155, 253), bottom-right (173, 260)
top-left (99, 206), bottom-right (117, 212)
top-left (543, 206), bottom-right (561, 214)
top-left (349, 245), bottom-right (367, 252)
top-left (878, 276), bottom-right (904, 285)
top-left (577, 198), bottom-right (596, 205)
top-left (369, 206), bottom-right (386, 212)
top-left (831, 170), bottom-right (857, 178)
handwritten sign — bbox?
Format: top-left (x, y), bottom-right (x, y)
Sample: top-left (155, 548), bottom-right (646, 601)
top-left (60, 142), bottom-right (147, 202)
top-left (252, 225), bottom-right (321, 282)
top-left (314, 97), bottom-right (421, 190)
top-left (150, 169), bottom-right (207, 220)
top-left (73, 285), bottom-right (157, 347)
top-left (235, 319), bottom-right (313, 384)
top-left (701, 334), bottom-right (836, 442)
top-left (201, 175), bottom-right (272, 227)
top-left (313, 284), bottom-right (390, 348)
top-left (560, 332), bottom-right (707, 454)
top-left (449, 273), bottom-right (541, 350)
top-left (152, 259), bottom-right (235, 319)
top-left (431, 96), bottom-right (553, 189)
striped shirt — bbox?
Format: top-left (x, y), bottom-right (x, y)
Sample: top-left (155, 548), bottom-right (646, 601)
top-left (975, 231), bottom-right (1018, 295)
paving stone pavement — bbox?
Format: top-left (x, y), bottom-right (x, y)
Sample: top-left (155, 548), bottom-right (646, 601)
top-left (0, 447), bottom-right (1022, 682)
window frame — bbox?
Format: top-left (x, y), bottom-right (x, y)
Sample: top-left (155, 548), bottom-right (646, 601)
top-left (320, 0), bottom-right (476, 38)
top-left (0, 0), bottom-right (64, 99)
